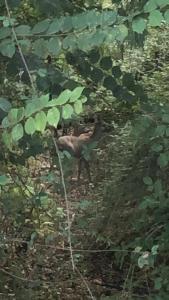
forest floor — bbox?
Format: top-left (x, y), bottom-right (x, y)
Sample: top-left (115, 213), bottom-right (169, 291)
top-left (1, 124), bottom-right (149, 299)
top-left (24, 125), bottom-right (143, 300)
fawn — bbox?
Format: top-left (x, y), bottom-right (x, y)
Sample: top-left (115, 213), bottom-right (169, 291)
top-left (56, 118), bottom-right (104, 181)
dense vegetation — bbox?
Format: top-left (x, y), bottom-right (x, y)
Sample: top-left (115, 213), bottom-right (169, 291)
top-left (1, 0), bottom-right (169, 299)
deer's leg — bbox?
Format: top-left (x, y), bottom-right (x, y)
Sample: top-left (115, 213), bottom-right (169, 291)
top-left (77, 158), bottom-right (82, 181)
top-left (84, 159), bottom-right (91, 182)
top-left (77, 158), bottom-right (91, 182)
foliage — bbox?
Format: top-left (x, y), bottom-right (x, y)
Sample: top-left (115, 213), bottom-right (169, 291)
top-left (1, 87), bottom-right (86, 148)
top-left (0, 0), bottom-right (169, 61)
top-left (129, 102), bottom-right (169, 297)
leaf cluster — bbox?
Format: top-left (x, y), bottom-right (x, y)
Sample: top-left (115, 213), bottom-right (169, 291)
top-left (1, 87), bottom-right (86, 148)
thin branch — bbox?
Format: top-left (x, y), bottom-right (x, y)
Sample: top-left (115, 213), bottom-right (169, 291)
top-left (0, 293), bottom-right (15, 297)
top-left (52, 137), bottom-right (75, 270)
top-left (75, 266), bottom-right (96, 300)
top-left (6, 166), bottom-right (35, 198)
top-left (0, 237), bottom-right (148, 254)
top-left (4, 0), bottom-right (35, 91)
top-left (15, 30), bottom-right (99, 38)
top-left (0, 268), bottom-right (39, 283)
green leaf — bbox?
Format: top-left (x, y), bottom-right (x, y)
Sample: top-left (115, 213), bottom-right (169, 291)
top-left (81, 96), bottom-right (87, 103)
top-left (11, 123), bottom-right (24, 141)
top-left (86, 10), bottom-right (100, 27)
top-left (164, 9), bottom-right (169, 23)
top-left (0, 175), bottom-right (10, 186)
top-left (47, 107), bottom-right (60, 127)
top-left (47, 37), bottom-right (61, 56)
top-left (100, 56), bottom-right (112, 70)
top-left (138, 254), bottom-right (149, 269)
top-left (157, 153), bottom-right (168, 168)
top-left (147, 185), bottom-right (154, 192)
top-left (37, 68), bottom-right (47, 77)
top-left (0, 27), bottom-right (11, 39)
top-left (0, 40), bottom-right (15, 57)
top-left (1, 116), bottom-right (10, 128)
top-left (18, 39), bottom-right (31, 51)
top-left (62, 104), bottom-right (74, 119)
top-left (77, 32), bottom-right (94, 51)
top-left (112, 66), bottom-right (122, 78)
top-left (25, 100), bottom-right (39, 117)
top-left (55, 89), bottom-right (72, 106)
top-left (88, 49), bottom-right (100, 64)
top-left (143, 176), bottom-right (153, 185)
top-left (0, 17), bottom-right (7, 22)
top-left (148, 10), bottom-right (163, 26)
top-left (62, 16), bottom-right (73, 32)
top-left (72, 13), bottom-right (87, 30)
top-left (139, 197), bottom-right (154, 209)
top-left (144, 0), bottom-right (157, 12)
top-left (3, 19), bottom-right (10, 27)
top-left (155, 125), bottom-right (166, 136)
top-left (74, 100), bottom-right (83, 114)
top-left (122, 73), bottom-right (135, 89)
top-left (25, 117), bottom-right (36, 135)
top-left (116, 24), bottom-right (128, 42)
top-left (32, 19), bottom-right (50, 34)
top-left (103, 76), bottom-right (117, 90)
top-left (90, 30), bottom-right (107, 47)
top-left (105, 27), bottom-right (118, 43)
top-left (154, 278), bottom-right (162, 290)
top-left (91, 68), bottom-right (104, 83)
top-left (8, 107), bottom-right (24, 125)
top-left (15, 25), bottom-right (31, 35)
top-left (34, 111), bottom-right (47, 132)
top-left (47, 19), bottom-right (63, 34)
top-left (151, 143), bottom-right (163, 152)
top-left (2, 130), bottom-right (12, 150)
top-left (69, 87), bottom-right (85, 103)
top-left (62, 34), bottom-right (77, 50)
top-left (162, 113), bottom-right (169, 123)
top-left (132, 17), bottom-right (147, 34)
top-left (101, 10), bottom-right (117, 26)
top-left (0, 98), bottom-right (11, 112)
top-left (155, 0), bottom-right (169, 7)
top-left (39, 94), bottom-right (49, 109)
top-left (134, 246), bottom-right (142, 253)
top-left (33, 38), bottom-right (48, 58)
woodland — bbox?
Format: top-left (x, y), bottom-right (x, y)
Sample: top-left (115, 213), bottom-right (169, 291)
top-left (1, 0), bottom-right (169, 299)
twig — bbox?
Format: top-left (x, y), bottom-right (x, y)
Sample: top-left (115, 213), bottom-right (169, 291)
top-left (52, 137), bottom-right (75, 270)
top-left (75, 266), bottom-right (96, 300)
top-left (0, 268), bottom-right (38, 283)
top-left (6, 166), bottom-right (35, 198)
top-left (0, 237), bottom-right (148, 254)
top-left (0, 293), bottom-right (15, 297)
top-left (4, 0), bottom-right (35, 90)
top-left (122, 263), bottom-right (132, 293)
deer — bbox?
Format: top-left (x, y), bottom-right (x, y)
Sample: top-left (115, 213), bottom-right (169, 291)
top-left (55, 117), bottom-right (104, 182)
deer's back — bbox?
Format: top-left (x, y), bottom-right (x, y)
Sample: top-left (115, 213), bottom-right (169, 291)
top-left (58, 132), bottom-right (92, 157)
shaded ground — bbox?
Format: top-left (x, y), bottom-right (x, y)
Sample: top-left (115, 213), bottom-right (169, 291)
top-left (0, 124), bottom-right (150, 299)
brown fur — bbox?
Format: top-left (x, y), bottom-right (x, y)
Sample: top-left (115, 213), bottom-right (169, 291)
top-left (57, 122), bottom-right (103, 181)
